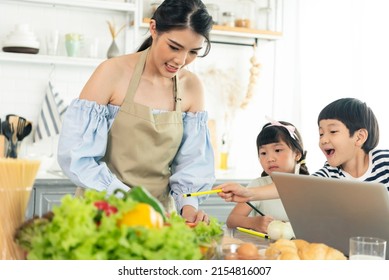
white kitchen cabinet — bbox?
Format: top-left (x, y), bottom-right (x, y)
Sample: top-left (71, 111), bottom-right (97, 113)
top-left (199, 196), bottom-right (236, 224)
top-left (0, 0), bottom-right (141, 129)
top-left (199, 178), bottom-right (250, 224)
top-left (25, 178), bottom-right (247, 223)
top-left (0, 0), bottom-right (139, 66)
top-left (26, 179), bottom-right (76, 219)
top-left (0, 0), bottom-right (282, 69)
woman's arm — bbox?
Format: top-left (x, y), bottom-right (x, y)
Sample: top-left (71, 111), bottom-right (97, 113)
top-left (57, 99), bottom-right (129, 195)
top-left (169, 112), bottom-right (215, 222)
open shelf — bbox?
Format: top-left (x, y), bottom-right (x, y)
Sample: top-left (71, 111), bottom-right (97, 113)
top-left (141, 18), bottom-right (282, 41)
top-left (5, 0), bottom-right (136, 12)
top-left (0, 52), bottom-right (103, 67)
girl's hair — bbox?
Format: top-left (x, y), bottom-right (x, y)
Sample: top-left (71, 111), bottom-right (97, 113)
top-left (257, 121), bottom-right (309, 176)
top-left (138, 0), bottom-right (213, 57)
top-left (317, 97), bottom-right (379, 153)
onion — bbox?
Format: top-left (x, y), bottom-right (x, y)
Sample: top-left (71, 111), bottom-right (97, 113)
top-left (267, 220), bottom-right (295, 240)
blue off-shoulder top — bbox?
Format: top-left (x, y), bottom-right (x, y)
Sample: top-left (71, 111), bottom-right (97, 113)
top-left (57, 98), bottom-right (216, 211)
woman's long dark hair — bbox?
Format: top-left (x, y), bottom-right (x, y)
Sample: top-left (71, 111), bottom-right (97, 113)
top-left (138, 0), bottom-right (213, 57)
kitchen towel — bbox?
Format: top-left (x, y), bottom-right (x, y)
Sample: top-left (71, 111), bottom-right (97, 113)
top-left (33, 82), bottom-right (68, 142)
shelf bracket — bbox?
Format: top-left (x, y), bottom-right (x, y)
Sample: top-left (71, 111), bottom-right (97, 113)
top-left (211, 38), bottom-right (258, 47)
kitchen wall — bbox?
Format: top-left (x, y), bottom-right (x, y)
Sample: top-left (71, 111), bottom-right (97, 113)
top-left (0, 1), bottom-right (135, 170)
top-left (0, 0), bottom-right (299, 179)
top-left (296, 0), bottom-right (389, 172)
top-left (0, 1), bottom-right (133, 112)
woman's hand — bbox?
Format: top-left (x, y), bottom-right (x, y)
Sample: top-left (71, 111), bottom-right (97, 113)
top-left (214, 182), bottom-right (254, 203)
top-left (181, 205), bottom-right (209, 224)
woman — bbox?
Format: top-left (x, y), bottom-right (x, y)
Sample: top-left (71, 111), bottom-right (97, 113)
top-left (58, 0), bottom-right (215, 223)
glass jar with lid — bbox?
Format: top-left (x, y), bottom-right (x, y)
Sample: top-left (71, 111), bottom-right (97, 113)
top-left (235, 0), bottom-right (256, 28)
top-left (206, 3), bottom-right (220, 25)
top-left (221, 11), bottom-right (235, 27)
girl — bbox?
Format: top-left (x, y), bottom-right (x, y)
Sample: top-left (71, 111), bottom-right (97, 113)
top-left (226, 119), bottom-right (309, 233)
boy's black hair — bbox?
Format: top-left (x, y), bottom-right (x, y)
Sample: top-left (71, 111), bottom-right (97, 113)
top-left (257, 121), bottom-right (309, 176)
top-left (317, 97), bottom-right (379, 153)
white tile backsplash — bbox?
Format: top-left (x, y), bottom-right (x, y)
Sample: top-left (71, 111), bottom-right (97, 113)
top-left (0, 61), bottom-right (94, 122)
top-left (0, 0), bottom-right (122, 124)
top-left (0, 0), bottom-right (123, 170)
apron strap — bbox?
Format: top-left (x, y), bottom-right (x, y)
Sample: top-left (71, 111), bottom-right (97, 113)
top-left (123, 47), bottom-right (182, 113)
top-left (123, 48), bottom-right (149, 103)
top-left (173, 75), bottom-right (182, 112)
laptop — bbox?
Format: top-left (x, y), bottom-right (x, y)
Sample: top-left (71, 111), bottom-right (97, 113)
top-left (270, 172), bottom-right (389, 259)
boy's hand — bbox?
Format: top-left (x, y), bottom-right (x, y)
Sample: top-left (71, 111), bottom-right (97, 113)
top-left (214, 183), bottom-right (253, 203)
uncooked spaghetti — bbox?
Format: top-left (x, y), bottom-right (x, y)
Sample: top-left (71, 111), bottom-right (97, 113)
top-left (0, 158), bottom-right (40, 259)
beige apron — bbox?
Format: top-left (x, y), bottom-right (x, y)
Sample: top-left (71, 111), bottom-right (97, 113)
top-left (102, 48), bottom-right (183, 211)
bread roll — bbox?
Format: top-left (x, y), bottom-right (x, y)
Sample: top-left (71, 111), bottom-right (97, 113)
top-left (299, 243), bottom-right (347, 260)
top-left (266, 239), bottom-right (299, 260)
top-left (292, 239), bottom-right (309, 251)
top-left (324, 247), bottom-right (348, 260)
top-left (265, 239), bottom-right (347, 260)
top-left (299, 243), bottom-right (328, 260)
top-left (279, 251), bottom-right (300, 260)
top-left (272, 239), bottom-right (297, 250)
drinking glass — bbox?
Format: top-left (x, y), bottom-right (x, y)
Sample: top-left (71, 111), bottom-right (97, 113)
top-left (349, 236), bottom-right (386, 260)
top-left (46, 30), bottom-right (59, 55)
top-left (65, 33), bottom-right (82, 57)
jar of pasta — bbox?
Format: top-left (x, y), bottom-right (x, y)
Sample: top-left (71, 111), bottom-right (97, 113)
top-left (235, 0), bottom-right (255, 28)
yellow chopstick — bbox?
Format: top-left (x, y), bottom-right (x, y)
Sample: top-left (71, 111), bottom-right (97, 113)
top-left (236, 227), bottom-right (270, 239)
top-left (183, 189), bottom-right (222, 197)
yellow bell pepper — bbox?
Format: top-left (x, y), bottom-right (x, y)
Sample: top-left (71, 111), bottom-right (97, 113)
top-left (119, 203), bottom-right (163, 229)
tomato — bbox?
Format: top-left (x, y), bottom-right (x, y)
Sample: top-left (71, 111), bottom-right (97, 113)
top-left (119, 203), bottom-right (163, 229)
top-left (94, 201), bottom-right (118, 216)
top-left (93, 200), bottom-right (118, 225)
top-left (185, 222), bottom-right (197, 228)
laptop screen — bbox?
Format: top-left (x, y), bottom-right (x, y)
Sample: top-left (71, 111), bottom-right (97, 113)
top-left (271, 172), bottom-right (389, 259)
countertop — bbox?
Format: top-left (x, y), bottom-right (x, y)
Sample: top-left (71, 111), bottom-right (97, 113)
top-left (35, 171), bottom-right (252, 186)
top-left (216, 226), bottom-right (272, 260)
top-left (226, 227), bottom-right (271, 246)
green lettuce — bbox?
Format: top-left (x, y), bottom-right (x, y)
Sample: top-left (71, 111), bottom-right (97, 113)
top-left (19, 189), bottom-right (222, 260)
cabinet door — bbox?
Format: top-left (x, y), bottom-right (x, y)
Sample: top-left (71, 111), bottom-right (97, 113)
top-left (199, 196), bottom-right (236, 224)
top-left (25, 188), bottom-right (36, 220)
top-left (33, 183), bottom-right (76, 218)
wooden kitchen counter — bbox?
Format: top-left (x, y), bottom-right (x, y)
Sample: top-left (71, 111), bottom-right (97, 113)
top-left (214, 226), bottom-right (273, 260)
top-left (223, 226), bottom-right (271, 246)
